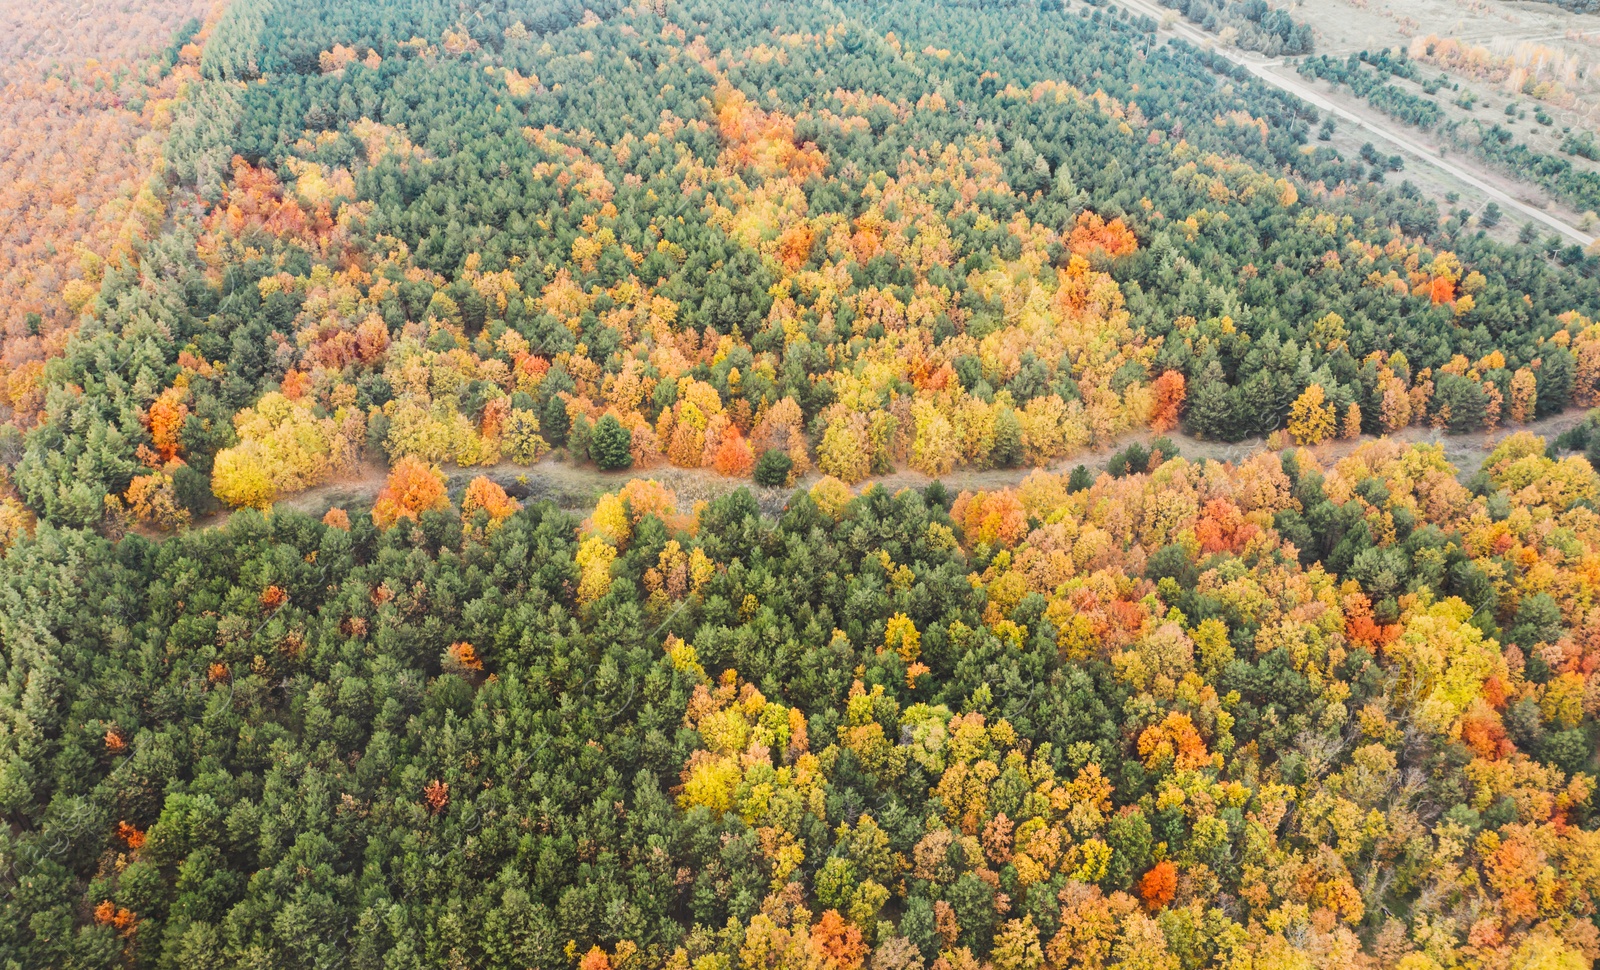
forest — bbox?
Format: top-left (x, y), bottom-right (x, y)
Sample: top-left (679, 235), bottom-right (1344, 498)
top-left (2, 0), bottom-right (1600, 967)
top-left (7, 431), bottom-right (1600, 970)
top-left (5, 0), bottom-right (1600, 532)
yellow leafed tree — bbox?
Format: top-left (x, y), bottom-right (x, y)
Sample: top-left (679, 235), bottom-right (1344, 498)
top-left (1288, 384), bottom-right (1337, 445)
top-left (211, 393), bottom-right (362, 509)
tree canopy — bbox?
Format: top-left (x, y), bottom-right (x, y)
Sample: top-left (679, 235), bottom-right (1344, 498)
top-left (4, 1), bottom-right (1600, 968)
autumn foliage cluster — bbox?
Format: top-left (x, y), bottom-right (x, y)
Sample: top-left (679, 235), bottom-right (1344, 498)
top-left (11, 0), bottom-right (1600, 966)
top-left (13, 427), bottom-right (1600, 968)
top-left (0, 0), bottom-right (211, 407)
top-left (5, 0), bottom-right (1600, 546)
top-left (648, 433), bottom-right (1600, 970)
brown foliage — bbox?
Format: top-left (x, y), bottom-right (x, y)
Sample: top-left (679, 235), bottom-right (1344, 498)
top-left (423, 779), bottom-right (450, 814)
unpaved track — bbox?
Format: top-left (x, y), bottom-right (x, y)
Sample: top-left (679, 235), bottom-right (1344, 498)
top-left (1112, 0), bottom-right (1596, 247)
top-left (214, 408), bottom-right (1592, 529)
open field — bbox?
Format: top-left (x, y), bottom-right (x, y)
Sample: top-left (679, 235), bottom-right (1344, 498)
top-left (1115, 0), bottom-right (1600, 244)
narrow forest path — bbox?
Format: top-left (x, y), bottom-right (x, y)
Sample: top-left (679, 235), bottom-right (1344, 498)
top-left (205, 408), bottom-right (1592, 529)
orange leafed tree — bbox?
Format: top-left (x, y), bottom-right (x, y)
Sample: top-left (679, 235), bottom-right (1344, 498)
top-left (116, 821), bottom-right (145, 850)
top-left (807, 911), bottom-right (868, 970)
top-left (1138, 860), bottom-right (1177, 910)
top-left (617, 478), bottom-right (678, 525)
top-left (1342, 402), bottom-right (1362, 439)
top-left (422, 779), bottom-right (449, 813)
top-left (0, 0), bottom-right (212, 373)
top-left (146, 388), bottom-right (189, 462)
top-left (461, 476), bottom-right (520, 524)
top-left (1427, 274), bottom-right (1457, 306)
top-left (711, 428), bottom-right (756, 477)
top-left (94, 900), bottom-right (137, 931)
top-left (1194, 498), bottom-right (1258, 555)
top-left (776, 223), bottom-right (815, 271)
top-left (752, 397), bottom-right (810, 477)
top-left (372, 458), bottom-right (449, 528)
top-left (1068, 211), bottom-right (1138, 259)
top-left (1148, 371), bottom-right (1186, 432)
top-left (950, 489), bottom-right (1029, 548)
top-left (446, 641), bottom-right (483, 672)
top-left (1510, 367), bottom-right (1537, 424)
top-left (1137, 711), bottom-right (1210, 770)
top-left (354, 313), bottom-right (391, 364)
top-left (125, 471), bottom-right (188, 529)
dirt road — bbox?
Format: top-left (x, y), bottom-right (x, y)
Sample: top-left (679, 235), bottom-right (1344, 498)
top-left (1112, 0), bottom-right (1596, 247)
top-left (236, 409), bottom-right (1592, 528)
